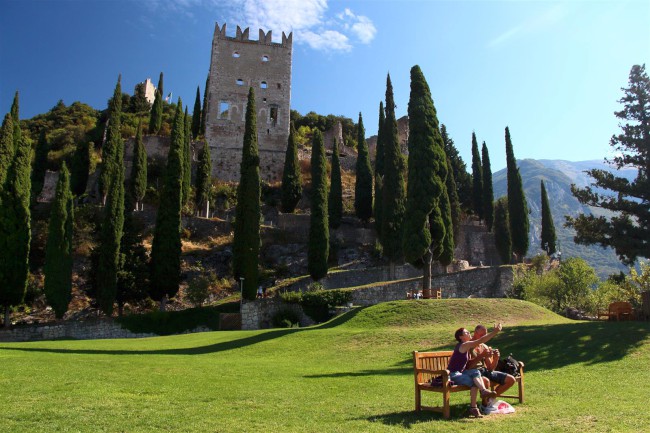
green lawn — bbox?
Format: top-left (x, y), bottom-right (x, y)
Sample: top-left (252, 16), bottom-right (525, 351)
top-left (1, 299), bottom-right (649, 432)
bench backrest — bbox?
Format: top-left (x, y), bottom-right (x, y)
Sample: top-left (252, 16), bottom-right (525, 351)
top-left (609, 301), bottom-right (632, 314)
top-left (413, 351), bottom-right (453, 383)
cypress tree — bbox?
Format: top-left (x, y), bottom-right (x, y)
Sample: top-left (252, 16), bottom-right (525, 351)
top-left (540, 180), bottom-right (557, 255)
top-left (354, 112), bottom-right (373, 223)
top-left (441, 124), bottom-right (472, 211)
top-left (403, 65), bottom-right (447, 288)
top-left (494, 197), bottom-right (512, 263)
top-left (446, 156), bottom-right (461, 243)
top-left (192, 86), bottom-right (202, 138)
top-left (505, 127), bottom-right (530, 260)
top-left (0, 101), bottom-right (31, 327)
top-left (308, 129), bottom-right (329, 280)
top-left (280, 122), bottom-right (302, 213)
top-left (150, 99), bottom-right (184, 310)
top-left (96, 76), bottom-right (125, 315)
top-left (182, 107), bottom-right (192, 207)
top-left (194, 143), bottom-right (212, 216)
top-left (130, 121), bottom-right (147, 210)
top-left (116, 193), bottom-right (149, 316)
top-left (481, 141), bottom-right (494, 231)
top-left (31, 130), bottom-right (49, 201)
top-left (471, 132), bottom-right (483, 220)
top-left (157, 72), bottom-right (164, 101)
top-left (374, 101), bottom-right (385, 236)
top-left (10, 92), bottom-right (21, 149)
top-left (232, 88), bottom-right (261, 299)
top-left (381, 74), bottom-right (407, 266)
top-left (200, 74), bottom-right (209, 136)
top-left (44, 162), bottom-right (74, 319)
top-left (70, 141), bottom-right (91, 197)
top-left (438, 178), bottom-right (455, 268)
top-left (149, 90), bottom-right (163, 134)
top-left (328, 139), bottom-right (342, 229)
top-left (0, 114), bottom-right (15, 191)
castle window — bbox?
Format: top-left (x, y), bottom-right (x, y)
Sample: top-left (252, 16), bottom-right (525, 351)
top-left (277, 83), bottom-right (282, 89)
top-left (263, 98), bottom-right (267, 103)
top-left (269, 105), bottom-right (278, 127)
top-left (236, 79), bottom-right (244, 86)
top-left (260, 81), bottom-right (268, 89)
top-left (219, 101), bottom-right (230, 119)
top-left (232, 51), bottom-right (240, 58)
top-left (262, 55), bottom-right (269, 62)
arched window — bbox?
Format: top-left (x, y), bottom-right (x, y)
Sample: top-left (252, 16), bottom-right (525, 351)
top-left (236, 79), bottom-right (244, 86)
top-left (260, 81), bottom-right (268, 89)
top-left (261, 55), bottom-right (269, 62)
top-left (232, 51), bottom-right (240, 58)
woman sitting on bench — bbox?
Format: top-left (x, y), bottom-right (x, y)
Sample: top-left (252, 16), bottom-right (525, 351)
top-left (448, 323), bottom-right (502, 417)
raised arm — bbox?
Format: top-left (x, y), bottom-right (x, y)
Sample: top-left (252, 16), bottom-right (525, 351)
top-left (459, 323), bottom-right (502, 353)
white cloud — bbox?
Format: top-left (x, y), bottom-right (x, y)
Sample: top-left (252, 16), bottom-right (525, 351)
top-left (163, 0), bottom-right (375, 52)
top-left (301, 30), bottom-right (352, 52)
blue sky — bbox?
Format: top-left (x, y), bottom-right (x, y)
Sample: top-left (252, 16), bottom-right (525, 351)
top-left (1, 0), bottom-right (649, 171)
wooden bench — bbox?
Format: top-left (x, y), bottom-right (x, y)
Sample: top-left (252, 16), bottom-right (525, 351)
top-left (598, 301), bottom-right (633, 321)
top-left (413, 350), bottom-right (525, 419)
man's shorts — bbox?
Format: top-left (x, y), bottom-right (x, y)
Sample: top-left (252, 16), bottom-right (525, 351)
top-left (478, 367), bottom-right (508, 385)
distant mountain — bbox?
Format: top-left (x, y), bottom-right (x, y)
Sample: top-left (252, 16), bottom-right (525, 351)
top-left (492, 159), bottom-right (638, 278)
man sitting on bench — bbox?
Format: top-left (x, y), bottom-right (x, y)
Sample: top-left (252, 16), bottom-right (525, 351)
top-left (467, 324), bottom-right (516, 406)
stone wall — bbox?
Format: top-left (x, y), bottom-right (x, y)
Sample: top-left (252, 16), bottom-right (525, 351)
top-left (0, 318), bottom-right (156, 342)
top-left (242, 266), bottom-right (514, 329)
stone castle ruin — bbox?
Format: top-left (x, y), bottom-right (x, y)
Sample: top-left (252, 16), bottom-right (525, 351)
top-left (205, 23), bottom-right (293, 182)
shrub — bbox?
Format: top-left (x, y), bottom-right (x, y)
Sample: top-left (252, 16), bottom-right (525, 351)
top-left (271, 308), bottom-right (301, 328)
top-left (279, 288), bottom-right (353, 323)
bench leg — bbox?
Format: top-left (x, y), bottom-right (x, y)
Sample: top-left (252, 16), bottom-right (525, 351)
top-left (415, 388), bottom-right (421, 412)
top-left (443, 389), bottom-right (451, 419)
top-left (518, 376), bottom-right (525, 403)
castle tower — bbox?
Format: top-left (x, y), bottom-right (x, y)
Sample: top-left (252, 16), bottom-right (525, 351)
top-left (205, 23), bottom-right (293, 182)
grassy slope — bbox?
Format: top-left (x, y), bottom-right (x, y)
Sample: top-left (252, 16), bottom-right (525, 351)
top-left (1, 299), bottom-right (649, 432)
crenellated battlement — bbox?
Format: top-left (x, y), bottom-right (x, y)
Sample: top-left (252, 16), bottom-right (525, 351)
top-left (213, 22), bottom-right (292, 47)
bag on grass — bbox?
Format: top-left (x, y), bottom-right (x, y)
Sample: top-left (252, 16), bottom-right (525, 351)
top-left (482, 400), bottom-right (515, 415)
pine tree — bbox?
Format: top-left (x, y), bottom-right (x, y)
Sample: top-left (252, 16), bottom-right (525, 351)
top-left (441, 124), bottom-right (472, 211)
top-left (505, 126), bottom-right (530, 260)
top-left (403, 65), bottom-right (448, 288)
top-left (381, 74), bottom-right (407, 266)
top-left (194, 143), bottom-right (212, 216)
top-left (481, 141), bottom-right (494, 231)
top-left (130, 121), bottom-right (147, 210)
top-left (192, 86), bottom-right (202, 138)
top-left (471, 132), bottom-right (483, 220)
top-left (150, 99), bottom-right (184, 310)
top-left (200, 74), bottom-right (209, 136)
top-left (96, 76), bottom-right (125, 315)
top-left (540, 180), bottom-right (557, 255)
top-left (44, 163), bottom-right (74, 319)
top-left (70, 141), bottom-right (91, 197)
top-left (567, 64), bottom-right (650, 264)
top-left (31, 130), bottom-right (49, 201)
top-left (0, 100), bottom-right (31, 327)
top-left (494, 197), bottom-right (512, 264)
top-left (232, 88), bottom-right (261, 299)
top-left (280, 122), bottom-right (302, 213)
top-left (328, 139), bottom-right (342, 229)
top-left (308, 129), bottom-right (329, 280)
top-left (354, 112), bottom-right (373, 223)
top-left (374, 101), bottom-right (385, 237)
top-left (0, 114), bottom-right (14, 190)
top-left (182, 107), bottom-right (191, 207)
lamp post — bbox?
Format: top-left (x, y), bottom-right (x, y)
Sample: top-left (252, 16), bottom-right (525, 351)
top-left (239, 277), bottom-right (244, 311)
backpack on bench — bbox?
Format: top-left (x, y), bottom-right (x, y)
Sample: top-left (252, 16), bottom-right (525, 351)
top-left (496, 354), bottom-right (521, 377)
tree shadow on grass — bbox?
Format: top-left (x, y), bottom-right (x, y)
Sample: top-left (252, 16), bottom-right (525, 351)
top-left (0, 307), bottom-right (369, 356)
top-left (363, 407), bottom-right (471, 426)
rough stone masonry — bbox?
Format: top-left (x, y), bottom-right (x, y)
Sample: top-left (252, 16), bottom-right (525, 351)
top-left (205, 23), bottom-right (293, 182)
